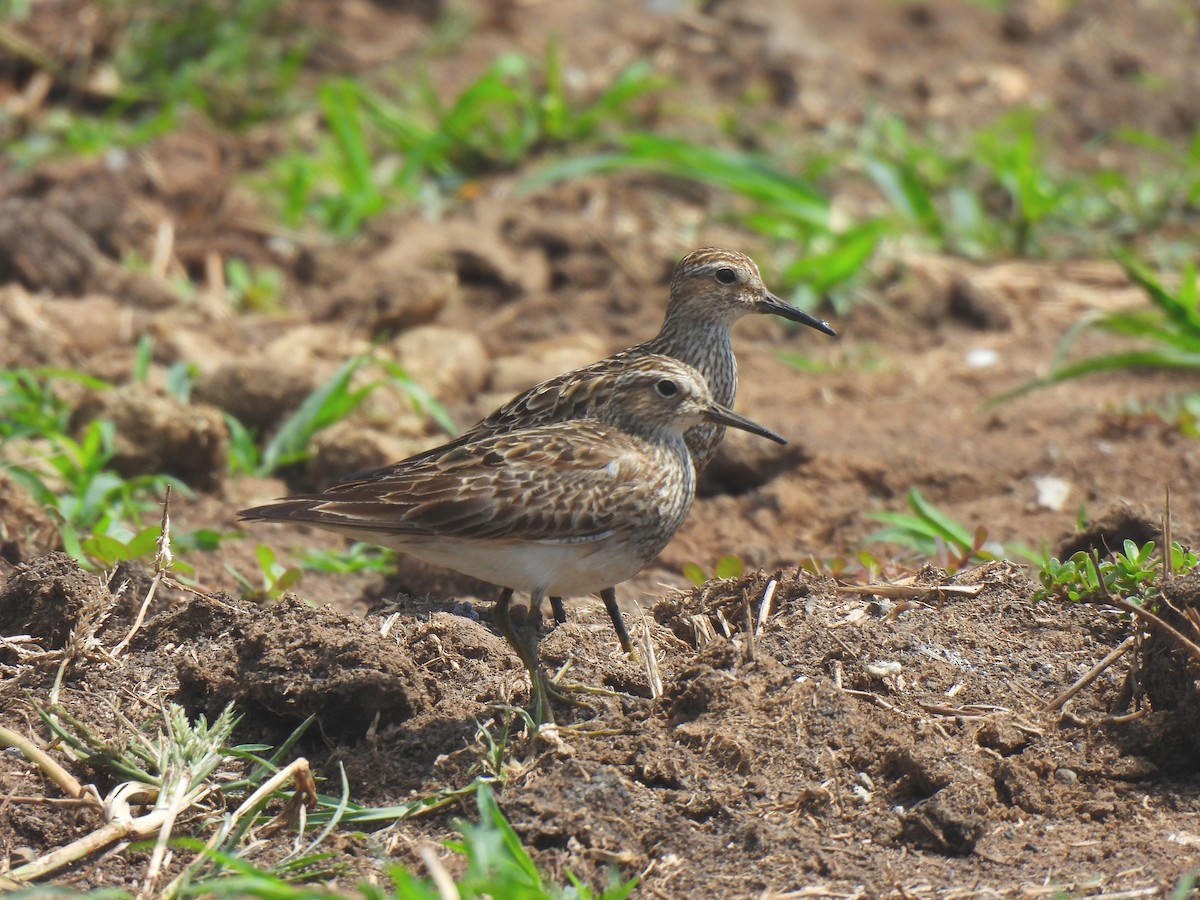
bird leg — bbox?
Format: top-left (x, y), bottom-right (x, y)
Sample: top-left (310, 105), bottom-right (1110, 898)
top-left (599, 587), bottom-right (635, 655)
top-left (494, 588), bottom-right (587, 724)
top-left (549, 596), bottom-right (568, 625)
top-left (549, 590), bottom-right (635, 657)
top-left (520, 588), bottom-right (555, 724)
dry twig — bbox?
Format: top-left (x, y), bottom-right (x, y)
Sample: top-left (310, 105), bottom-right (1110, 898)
top-left (1108, 596), bottom-right (1200, 666)
top-left (113, 486), bottom-right (174, 658)
top-left (1043, 635), bottom-right (1139, 712)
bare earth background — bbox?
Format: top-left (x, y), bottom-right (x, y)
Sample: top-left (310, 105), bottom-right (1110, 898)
top-left (2, 0), bottom-right (1200, 896)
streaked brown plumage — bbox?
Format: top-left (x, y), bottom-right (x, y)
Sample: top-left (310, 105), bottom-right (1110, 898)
top-left (345, 248), bottom-right (836, 651)
top-left (240, 355), bottom-right (785, 722)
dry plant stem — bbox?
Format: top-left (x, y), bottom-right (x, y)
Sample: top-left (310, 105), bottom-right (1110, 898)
top-left (160, 758), bottom-right (316, 899)
top-left (1108, 596), bottom-right (1200, 665)
top-left (838, 582), bottom-right (983, 599)
top-left (0, 724), bottom-right (94, 805)
top-left (0, 795), bottom-right (100, 807)
top-left (1043, 635), bottom-right (1139, 712)
top-left (7, 783), bottom-right (214, 884)
top-left (0, 25), bottom-right (59, 71)
top-left (742, 594), bottom-right (756, 662)
top-left (638, 610), bottom-right (663, 699)
top-left (140, 776), bottom-right (192, 899)
top-left (112, 570), bottom-right (163, 659)
top-left (919, 702), bottom-right (1010, 718)
top-left (114, 486), bottom-right (174, 658)
top-left (420, 844), bottom-right (458, 900)
top-left (1163, 485), bottom-right (1172, 580)
top-left (756, 578), bottom-right (777, 637)
top-left (259, 763), bottom-right (319, 835)
top-left (151, 219), bottom-right (175, 280)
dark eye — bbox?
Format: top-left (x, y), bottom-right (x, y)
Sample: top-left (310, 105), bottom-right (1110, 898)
top-left (714, 267), bottom-right (737, 285)
top-left (655, 379), bottom-right (678, 398)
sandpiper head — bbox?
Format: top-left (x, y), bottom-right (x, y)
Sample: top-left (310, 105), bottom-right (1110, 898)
top-left (667, 248), bottom-right (837, 336)
top-left (603, 356), bottom-right (787, 445)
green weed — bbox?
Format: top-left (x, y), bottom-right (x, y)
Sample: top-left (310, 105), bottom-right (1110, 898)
top-left (5, 105), bottom-right (179, 169)
top-left (163, 781), bottom-right (635, 899)
top-left (4, 0), bottom-right (308, 166)
top-left (106, 0), bottom-right (309, 125)
top-left (682, 554), bottom-right (745, 586)
top-left (1034, 539), bottom-right (1198, 608)
top-left (0, 368), bottom-right (231, 570)
top-left (3, 415), bottom-right (185, 567)
top-left (226, 544), bottom-right (303, 602)
top-left (1101, 392), bottom-right (1200, 438)
top-left (300, 542), bottom-right (396, 575)
top-left (999, 253), bottom-right (1200, 402)
top-left (866, 487), bottom-right (1040, 570)
top-left (446, 783), bottom-right (637, 900)
top-left (802, 549), bottom-right (893, 583)
top-left (1089, 127), bottom-right (1200, 239)
top-left (860, 112), bottom-right (1080, 257)
top-left (973, 110), bottom-right (1075, 256)
top-left (861, 113), bottom-right (1200, 262)
top-left (225, 259), bottom-right (285, 313)
top-left (271, 46), bottom-right (664, 235)
top-left (226, 355), bottom-right (455, 478)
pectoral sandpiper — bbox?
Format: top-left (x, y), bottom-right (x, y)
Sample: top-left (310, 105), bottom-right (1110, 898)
top-left (240, 355), bottom-right (785, 722)
top-left (348, 248), bottom-right (837, 652)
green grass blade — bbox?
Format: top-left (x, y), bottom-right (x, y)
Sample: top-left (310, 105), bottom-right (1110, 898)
top-left (318, 80), bottom-right (379, 206)
top-left (260, 356), bottom-right (371, 473)
top-left (525, 134), bottom-right (830, 230)
top-left (905, 487), bottom-right (973, 548)
top-left (1117, 250), bottom-right (1200, 338)
top-left (784, 220), bottom-right (884, 291)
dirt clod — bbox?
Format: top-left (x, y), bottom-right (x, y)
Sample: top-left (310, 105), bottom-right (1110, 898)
top-left (69, 384), bottom-right (229, 491)
top-left (165, 595), bottom-right (429, 739)
top-left (0, 552), bottom-right (110, 648)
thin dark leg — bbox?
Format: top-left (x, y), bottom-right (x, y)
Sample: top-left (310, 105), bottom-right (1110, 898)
top-left (494, 587), bottom-right (560, 724)
top-left (493, 587), bottom-right (519, 658)
top-left (600, 587), bottom-right (634, 654)
top-left (549, 596), bottom-right (568, 625)
top-left (520, 588), bottom-right (554, 725)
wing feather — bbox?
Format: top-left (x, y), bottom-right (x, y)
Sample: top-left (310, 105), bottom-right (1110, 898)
top-left (242, 421), bottom-right (655, 544)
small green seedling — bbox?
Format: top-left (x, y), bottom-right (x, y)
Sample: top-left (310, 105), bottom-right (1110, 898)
top-left (802, 550), bottom-right (894, 584)
top-left (998, 253), bottom-right (1200, 403)
top-left (683, 554), bottom-right (745, 586)
top-left (866, 487), bottom-right (1041, 571)
top-left (1034, 539), bottom-right (1198, 609)
top-left (300, 542), bottom-right (396, 575)
top-left (271, 45), bottom-right (664, 235)
top-left (225, 259), bottom-right (284, 313)
top-left (447, 783), bottom-right (638, 900)
top-left (866, 487), bottom-right (995, 570)
top-left (226, 544), bottom-right (303, 601)
top-left (226, 355), bottom-right (455, 477)
top-left (974, 110), bottom-right (1075, 256)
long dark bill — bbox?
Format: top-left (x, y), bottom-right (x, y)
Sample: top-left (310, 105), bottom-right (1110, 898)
top-left (703, 403), bottom-right (787, 445)
top-left (757, 291), bottom-right (837, 336)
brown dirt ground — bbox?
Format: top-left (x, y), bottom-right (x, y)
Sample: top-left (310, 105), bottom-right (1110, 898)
top-left (3, 0), bottom-right (1200, 896)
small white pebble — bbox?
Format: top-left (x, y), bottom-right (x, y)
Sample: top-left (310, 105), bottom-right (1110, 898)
top-left (965, 348), bottom-right (999, 369)
top-left (866, 660), bottom-right (902, 678)
top-left (1032, 475), bottom-right (1071, 511)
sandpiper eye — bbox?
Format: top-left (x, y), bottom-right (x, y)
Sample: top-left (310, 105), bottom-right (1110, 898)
top-left (655, 379), bottom-right (678, 397)
top-left (714, 267), bottom-right (737, 285)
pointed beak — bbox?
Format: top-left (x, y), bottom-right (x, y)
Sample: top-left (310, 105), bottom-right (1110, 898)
top-left (756, 291), bottom-right (837, 336)
top-left (703, 403), bottom-right (788, 445)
